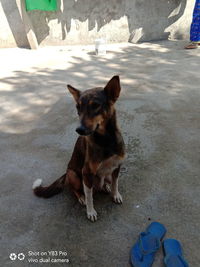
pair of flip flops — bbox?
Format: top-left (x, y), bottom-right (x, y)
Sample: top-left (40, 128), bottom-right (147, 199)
top-left (130, 222), bottom-right (189, 267)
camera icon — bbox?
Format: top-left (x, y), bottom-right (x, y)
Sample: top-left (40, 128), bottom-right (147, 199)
top-left (9, 253), bottom-right (17, 261)
top-left (18, 253), bottom-right (25, 261)
top-left (9, 252), bottom-right (25, 261)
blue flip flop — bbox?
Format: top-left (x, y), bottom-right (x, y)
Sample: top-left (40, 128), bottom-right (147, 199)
top-left (163, 239), bottom-right (189, 267)
top-left (130, 222), bottom-right (166, 267)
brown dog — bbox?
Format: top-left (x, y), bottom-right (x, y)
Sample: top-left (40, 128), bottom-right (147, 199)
top-left (33, 76), bottom-right (125, 222)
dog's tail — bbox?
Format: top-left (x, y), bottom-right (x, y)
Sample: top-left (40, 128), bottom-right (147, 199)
top-left (32, 173), bottom-right (66, 198)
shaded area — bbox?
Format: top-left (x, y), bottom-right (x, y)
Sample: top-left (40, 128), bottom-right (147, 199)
top-left (31, 0), bottom-right (187, 44)
top-left (128, 0), bottom-right (187, 42)
top-left (0, 41), bottom-right (200, 266)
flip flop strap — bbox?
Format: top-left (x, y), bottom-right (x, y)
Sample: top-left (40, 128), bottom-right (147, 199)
top-left (137, 232), bottom-right (161, 260)
top-left (164, 254), bottom-right (189, 267)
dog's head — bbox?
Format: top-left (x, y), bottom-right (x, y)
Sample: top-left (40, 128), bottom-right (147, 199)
top-left (67, 76), bottom-right (121, 136)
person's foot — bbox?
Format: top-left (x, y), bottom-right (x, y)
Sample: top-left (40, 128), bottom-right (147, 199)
top-left (185, 42), bottom-right (200, 49)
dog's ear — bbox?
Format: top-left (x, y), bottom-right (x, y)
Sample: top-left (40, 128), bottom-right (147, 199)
top-left (67, 85), bottom-right (80, 102)
top-left (104, 76), bottom-right (121, 103)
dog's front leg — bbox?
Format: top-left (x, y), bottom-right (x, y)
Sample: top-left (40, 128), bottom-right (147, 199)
top-left (83, 183), bottom-right (97, 222)
top-left (82, 164), bottom-right (98, 222)
top-left (111, 166), bottom-right (123, 204)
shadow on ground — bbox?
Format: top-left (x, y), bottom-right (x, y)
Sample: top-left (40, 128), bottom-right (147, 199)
top-left (0, 41), bottom-right (200, 266)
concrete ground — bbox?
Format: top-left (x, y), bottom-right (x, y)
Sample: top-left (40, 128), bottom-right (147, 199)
top-left (0, 41), bottom-right (199, 267)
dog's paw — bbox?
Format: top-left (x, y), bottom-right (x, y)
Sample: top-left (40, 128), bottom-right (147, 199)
top-left (78, 195), bottom-right (86, 206)
top-left (87, 209), bottom-right (97, 222)
top-left (103, 183), bottom-right (111, 193)
top-left (113, 192), bottom-right (123, 204)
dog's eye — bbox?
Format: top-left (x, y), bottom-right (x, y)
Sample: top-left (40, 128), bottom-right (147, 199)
top-left (91, 102), bottom-right (101, 110)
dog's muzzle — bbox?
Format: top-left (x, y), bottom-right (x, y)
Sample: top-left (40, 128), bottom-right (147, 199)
top-left (76, 124), bottom-right (99, 136)
top-left (76, 125), bottom-right (93, 136)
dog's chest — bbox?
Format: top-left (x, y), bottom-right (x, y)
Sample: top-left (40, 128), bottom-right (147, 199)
top-left (97, 154), bottom-right (124, 178)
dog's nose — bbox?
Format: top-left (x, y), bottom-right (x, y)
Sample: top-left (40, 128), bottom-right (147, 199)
top-left (76, 125), bottom-right (91, 136)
